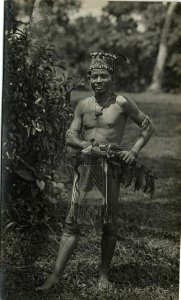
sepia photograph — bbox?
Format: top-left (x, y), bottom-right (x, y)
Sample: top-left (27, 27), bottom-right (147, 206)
top-left (1, 0), bottom-right (181, 299)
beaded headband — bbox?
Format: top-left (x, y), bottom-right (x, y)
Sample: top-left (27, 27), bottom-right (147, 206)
top-left (89, 52), bottom-right (117, 74)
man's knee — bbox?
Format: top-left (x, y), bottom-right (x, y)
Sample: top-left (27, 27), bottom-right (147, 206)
top-left (103, 222), bottom-right (118, 237)
top-left (64, 219), bottom-right (80, 235)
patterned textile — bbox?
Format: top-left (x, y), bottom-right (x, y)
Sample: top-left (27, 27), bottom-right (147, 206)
top-left (58, 145), bottom-right (156, 224)
top-left (69, 157), bottom-right (109, 224)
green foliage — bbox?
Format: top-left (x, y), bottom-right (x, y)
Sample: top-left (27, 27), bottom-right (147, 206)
top-left (2, 29), bottom-right (71, 231)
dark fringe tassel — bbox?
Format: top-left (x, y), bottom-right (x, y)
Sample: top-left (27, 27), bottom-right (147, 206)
top-left (134, 164), bottom-right (143, 192)
top-left (125, 164), bottom-right (135, 187)
top-left (149, 174), bottom-right (155, 197)
top-left (72, 203), bottom-right (106, 225)
top-left (110, 160), bottom-right (156, 197)
top-left (142, 171), bottom-right (150, 194)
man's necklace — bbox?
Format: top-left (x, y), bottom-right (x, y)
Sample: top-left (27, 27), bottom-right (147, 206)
top-left (94, 93), bottom-right (114, 118)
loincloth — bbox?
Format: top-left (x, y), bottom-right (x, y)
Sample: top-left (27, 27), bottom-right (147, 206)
top-left (60, 145), bottom-right (156, 225)
top-left (67, 156), bottom-right (121, 225)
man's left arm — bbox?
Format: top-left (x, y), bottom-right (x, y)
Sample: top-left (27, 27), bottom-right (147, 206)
top-left (121, 97), bottom-right (155, 164)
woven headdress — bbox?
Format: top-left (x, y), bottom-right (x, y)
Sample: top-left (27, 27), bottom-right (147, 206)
top-left (89, 52), bottom-right (117, 74)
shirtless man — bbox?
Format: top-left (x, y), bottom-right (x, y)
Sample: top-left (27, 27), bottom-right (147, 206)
top-left (37, 52), bottom-right (155, 291)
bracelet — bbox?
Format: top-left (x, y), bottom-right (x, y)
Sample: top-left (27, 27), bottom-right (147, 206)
top-left (139, 115), bottom-right (151, 130)
top-left (65, 129), bottom-right (79, 139)
top-left (81, 141), bottom-right (91, 149)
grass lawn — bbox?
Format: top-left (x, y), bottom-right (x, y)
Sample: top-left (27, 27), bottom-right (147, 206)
top-left (1, 91), bottom-right (181, 300)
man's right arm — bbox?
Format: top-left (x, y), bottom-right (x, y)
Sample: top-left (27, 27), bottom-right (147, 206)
top-left (65, 100), bottom-right (91, 150)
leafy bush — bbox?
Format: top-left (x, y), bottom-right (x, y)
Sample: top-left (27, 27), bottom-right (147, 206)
top-left (2, 29), bottom-right (71, 232)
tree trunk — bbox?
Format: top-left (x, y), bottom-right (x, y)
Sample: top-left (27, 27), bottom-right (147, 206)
top-left (27, 0), bottom-right (54, 64)
top-left (11, 0), bottom-right (36, 34)
top-left (148, 2), bottom-right (177, 92)
top-left (29, 0), bottom-right (53, 41)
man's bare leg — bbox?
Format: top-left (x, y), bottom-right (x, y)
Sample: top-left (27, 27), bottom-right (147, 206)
top-left (98, 224), bottom-right (117, 290)
top-left (36, 228), bottom-right (79, 290)
top-left (98, 165), bottom-right (119, 290)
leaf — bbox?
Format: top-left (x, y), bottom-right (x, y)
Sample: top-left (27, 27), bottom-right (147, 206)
top-left (44, 194), bottom-right (57, 204)
top-left (31, 120), bottom-right (36, 127)
top-left (46, 125), bottom-right (53, 135)
top-left (26, 127), bottom-right (30, 138)
top-left (54, 63), bottom-right (66, 70)
top-left (53, 182), bottom-right (65, 190)
top-left (35, 127), bottom-right (42, 132)
top-left (16, 170), bottom-right (34, 181)
top-left (31, 184), bottom-right (39, 197)
top-left (35, 97), bottom-right (43, 104)
top-left (32, 128), bottom-right (36, 135)
top-left (4, 222), bottom-right (15, 230)
top-left (36, 180), bottom-right (45, 191)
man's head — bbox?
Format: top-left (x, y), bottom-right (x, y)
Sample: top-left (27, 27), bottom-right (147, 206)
top-left (89, 68), bottom-right (113, 95)
top-left (88, 52), bottom-right (117, 94)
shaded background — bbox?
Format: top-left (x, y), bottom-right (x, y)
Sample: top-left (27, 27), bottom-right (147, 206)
top-left (8, 0), bottom-right (181, 93)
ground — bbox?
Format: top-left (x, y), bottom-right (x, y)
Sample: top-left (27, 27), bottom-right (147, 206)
top-left (1, 92), bottom-right (181, 300)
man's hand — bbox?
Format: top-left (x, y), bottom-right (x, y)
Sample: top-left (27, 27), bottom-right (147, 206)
top-left (119, 150), bottom-right (138, 164)
top-left (81, 144), bottom-right (102, 156)
top-left (81, 144), bottom-right (93, 155)
top-left (81, 141), bottom-right (92, 149)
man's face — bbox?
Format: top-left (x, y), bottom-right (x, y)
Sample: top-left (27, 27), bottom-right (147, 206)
top-left (89, 69), bottom-right (113, 94)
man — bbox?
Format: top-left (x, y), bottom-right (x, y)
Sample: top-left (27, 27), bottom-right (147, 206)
top-left (37, 52), bottom-right (155, 291)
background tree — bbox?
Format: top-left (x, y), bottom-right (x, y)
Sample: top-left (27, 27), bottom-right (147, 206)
top-left (103, 2), bottom-right (181, 92)
top-left (148, 2), bottom-right (178, 92)
top-left (53, 1), bottom-right (181, 92)
top-left (9, 1), bottom-right (180, 92)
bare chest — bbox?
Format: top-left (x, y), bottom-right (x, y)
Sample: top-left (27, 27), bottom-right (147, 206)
top-left (83, 100), bottom-right (126, 130)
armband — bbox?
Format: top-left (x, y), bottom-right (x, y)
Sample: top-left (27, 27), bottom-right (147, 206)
top-left (139, 115), bottom-right (151, 130)
top-left (65, 129), bottom-right (80, 139)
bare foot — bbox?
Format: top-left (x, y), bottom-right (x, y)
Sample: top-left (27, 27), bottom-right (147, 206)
top-left (98, 274), bottom-right (113, 291)
top-left (36, 273), bottom-right (59, 291)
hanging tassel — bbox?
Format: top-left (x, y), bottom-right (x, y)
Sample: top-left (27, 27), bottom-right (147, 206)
top-left (119, 162), bottom-right (126, 185)
top-left (109, 158), bottom-right (156, 197)
top-left (143, 171), bottom-right (155, 197)
top-left (134, 164), bottom-right (143, 192)
top-left (142, 170), bottom-right (150, 194)
top-left (73, 202), bottom-right (107, 225)
top-left (149, 173), bottom-right (155, 198)
top-left (124, 164), bottom-right (134, 187)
